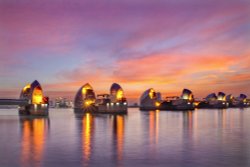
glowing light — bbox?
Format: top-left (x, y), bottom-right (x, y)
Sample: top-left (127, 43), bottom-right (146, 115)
top-left (194, 102), bottom-right (200, 107)
top-left (22, 84), bottom-right (31, 93)
top-left (123, 102), bottom-right (127, 105)
top-left (83, 113), bottom-right (92, 161)
top-left (84, 100), bottom-right (94, 106)
top-left (182, 94), bottom-right (189, 100)
top-left (81, 84), bottom-right (93, 95)
top-left (218, 96), bottom-right (226, 101)
top-left (155, 101), bottom-right (161, 107)
top-left (116, 102), bottom-right (120, 105)
top-left (21, 119), bottom-right (46, 166)
top-left (32, 87), bottom-right (43, 104)
top-left (41, 104), bottom-right (47, 107)
top-left (149, 89), bottom-right (155, 99)
top-left (116, 116), bottom-right (124, 160)
top-left (189, 95), bottom-right (193, 101)
top-left (116, 89), bottom-right (124, 100)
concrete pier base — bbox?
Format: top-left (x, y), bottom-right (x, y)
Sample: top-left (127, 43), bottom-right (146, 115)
top-left (19, 104), bottom-right (49, 116)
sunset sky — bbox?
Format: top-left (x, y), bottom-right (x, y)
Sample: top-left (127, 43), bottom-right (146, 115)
top-left (0, 0), bottom-right (250, 102)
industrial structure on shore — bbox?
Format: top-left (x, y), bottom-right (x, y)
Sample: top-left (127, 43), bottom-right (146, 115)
top-left (0, 80), bottom-right (49, 116)
top-left (0, 81), bottom-right (250, 117)
top-left (74, 83), bottom-right (127, 114)
top-left (140, 89), bottom-right (250, 111)
top-left (19, 80), bottom-right (49, 116)
top-left (197, 92), bottom-right (228, 109)
top-left (140, 88), bottom-right (195, 111)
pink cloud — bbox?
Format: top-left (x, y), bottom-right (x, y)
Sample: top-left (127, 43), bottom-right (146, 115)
top-left (0, 0), bottom-right (249, 101)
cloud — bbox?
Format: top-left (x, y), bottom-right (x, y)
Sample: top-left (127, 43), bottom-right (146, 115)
top-left (0, 0), bottom-right (249, 101)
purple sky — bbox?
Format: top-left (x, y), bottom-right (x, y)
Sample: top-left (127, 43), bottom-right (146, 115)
top-left (0, 0), bottom-right (250, 101)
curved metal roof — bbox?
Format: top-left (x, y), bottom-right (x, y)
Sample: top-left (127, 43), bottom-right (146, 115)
top-left (110, 83), bottom-right (123, 92)
top-left (206, 93), bottom-right (217, 99)
top-left (218, 92), bottom-right (226, 97)
top-left (140, 88), bottom-right (155, 102)
top-left (239, 94), bottom-right (247, 99)
top-left (74, 83), bottom-right (96, 108)
top-left (20, 80), bottom-right (43, 100)
top-left (75, 83), bottom-right (94, 100)
top-left (182, 88), bottom-right (192, 95)
top-left (31, 80), bottom-right (41, 89)
top-left (226, 94), bottom-right (234, 101)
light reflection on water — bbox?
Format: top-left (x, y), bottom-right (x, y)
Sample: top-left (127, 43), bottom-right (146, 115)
top-left (0, 108), bottom-right (249, 167)
top-left (20, 117), bottom-right (50, 167)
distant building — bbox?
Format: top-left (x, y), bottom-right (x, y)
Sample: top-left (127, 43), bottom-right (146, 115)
top-left (55, 97), bottom-right (73, 108)
top-left (198, 92), bottom-right (227, 109)
top-left (227, 94), bottom-right (249, 108)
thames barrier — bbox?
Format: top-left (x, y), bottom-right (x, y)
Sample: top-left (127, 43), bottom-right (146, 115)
top-left (0, 81), bottom-right (250, 117)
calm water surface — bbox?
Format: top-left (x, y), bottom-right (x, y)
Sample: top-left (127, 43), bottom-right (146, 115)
top-left (0, 108), bottom-right (250, 167)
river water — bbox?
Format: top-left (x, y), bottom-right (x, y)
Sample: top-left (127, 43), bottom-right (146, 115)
top-left (0, 108), bottom-right (250, 167)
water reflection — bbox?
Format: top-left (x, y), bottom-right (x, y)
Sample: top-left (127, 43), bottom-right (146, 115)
top-left (181, 111), bottom-right (195, 164)
top-left (181, 109), bottom-right (249, 167)
top-left (73, 110), bottom-right (249, 167)
top-left (1, 108), bottom-right (247, 167)
top-left (75, 113), bottom-right (126, 167)
top-left (141, 110), bottom-right (160, 145)
top-left (19, 117), bottom-right (50, 167)
top-left (149, 110), bottom-right (159, 146)
top-left (112, 115), bottom-right (125, 162)
top-left (75, 113), bottom-right (94, 166)
top-left (140, 110), bottom-right (160, 159)
top-left (82, 114), bottom-right (94, 162)
top-left (182, 110), bottom-right (194, 138)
